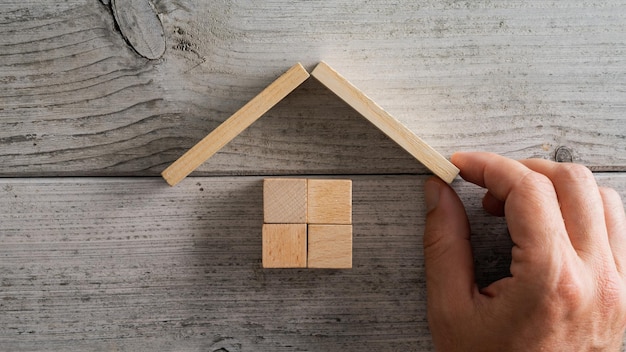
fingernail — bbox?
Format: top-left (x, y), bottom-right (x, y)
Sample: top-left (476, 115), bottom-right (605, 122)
top-left (424, 178), bottom-right (441, 213)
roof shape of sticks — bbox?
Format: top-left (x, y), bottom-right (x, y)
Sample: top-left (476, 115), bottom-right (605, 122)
top-left (161, 62), bottom-right (459, 186)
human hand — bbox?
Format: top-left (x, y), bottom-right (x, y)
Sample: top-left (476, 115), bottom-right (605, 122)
top-left (423, 152), bottom-right (626, 351)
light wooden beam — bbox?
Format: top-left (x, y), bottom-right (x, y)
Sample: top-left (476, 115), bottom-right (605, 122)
top-left (311, 61), bottom-right (459, 183)
top-left (161, 63), bottom-right (310, 186)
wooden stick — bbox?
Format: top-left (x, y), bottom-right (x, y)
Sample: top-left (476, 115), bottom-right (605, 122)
top-left (162, 63), bottom-right (310, 186)
top-left (311, 62), bottom-right (459, 183)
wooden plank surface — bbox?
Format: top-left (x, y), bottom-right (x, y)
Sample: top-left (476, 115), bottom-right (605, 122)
top-left (1, 0), bottom-right (625, 350)
top-left (161, 63), bottom-right (310, 186)
top-left (0, 1), bottom-right (625, 176)
top-left (0, 175), bottom-right (624, 351)
top-left (311, 62), bottom-right (459, 183)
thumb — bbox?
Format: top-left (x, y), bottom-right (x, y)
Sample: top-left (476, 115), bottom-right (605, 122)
top-left (423, 177), bottom-right (476, 304)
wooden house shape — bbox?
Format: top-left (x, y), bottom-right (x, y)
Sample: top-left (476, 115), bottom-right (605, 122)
top-left (161, 62), bottom-right (460, 269)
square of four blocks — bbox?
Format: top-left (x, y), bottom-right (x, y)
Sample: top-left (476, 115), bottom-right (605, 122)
top-left (262, 178), bottom-right (352, 269)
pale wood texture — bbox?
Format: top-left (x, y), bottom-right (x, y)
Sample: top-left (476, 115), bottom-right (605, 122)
top-left (263, 178), bottom-right (308, 224)
top-left (308, 225), bottom-right (353, 269)
top-left (0, 1), bottom-right (625, 176)
top-left (0, 175), bottom-right (624, 350)
top-left (262, 223), bottom-right (307, 268)
top-left (308, 179), bottom-right (353, 225)
top-left (164, 60), bottom-right (459, 184)
top-left (161, 63), bottom-right (310, 185)
top-left (312, 62), bottom-right (460, 183)
top-left (1, 1), bottom-right (626, 350)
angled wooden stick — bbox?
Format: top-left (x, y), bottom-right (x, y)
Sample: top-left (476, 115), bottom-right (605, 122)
top-left (311, 61), bottom-right (459, 183)
top-left (162, 63), bottom-right (310, 186)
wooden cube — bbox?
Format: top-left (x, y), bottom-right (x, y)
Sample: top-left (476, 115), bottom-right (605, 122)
top-left (262, 224), bottom-right (307, 268)
top-left (307, 225), bottom-right (352, 269)
top-left (263, 178), bottom-right (307, 224)
top-left (307, 179), bottom-right (352, 224)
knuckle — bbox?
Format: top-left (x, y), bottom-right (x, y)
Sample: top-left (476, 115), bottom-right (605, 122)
top-left (558, 163), bottom-right (595, 183)
top-left (550, 262), bottom-right (626, 323)
top-left (597, 270), bottom-right (626, 312)
top-left (542, 262), bottom-right (590, 316)
top-left (423, 231), bottom-right (449, 263)
top-left (599, 186), bottom-right (622, 203)
top-left (555, 272), bottom-right (587, 308)
top-left (510, 172), bottom-right (557, 209)
top-left (596, 270), bottom-right (626, 333)
top-left (517, 170), bottom-right (553, 193)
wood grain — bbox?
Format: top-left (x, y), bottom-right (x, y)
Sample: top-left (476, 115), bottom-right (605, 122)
top-left (0, 1), bottom-right (625, 176)
top-left (308, 224), bottom-right (353, 269)
top-left (1, 175), bottom-right (623, 351)
top-left (161, 63), bottom-right (310, 186)
top-left (311, 62), bottom-right (459, 183)
top-left (1, 1), bottom-right (625, 350)
top-left (111, 0), bottom-right (166, 59)
top-left (263, 178), bottom-right (308, 224)
top-left (262, 224), bottom-right (307, 268)
top-left (307, 179), bottom-right (352, 225)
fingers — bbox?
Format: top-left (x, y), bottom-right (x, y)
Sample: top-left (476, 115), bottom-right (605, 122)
top-left (452, 152), bottom-right (547, 203)
top-left (482, 190), bottom-right (505, 217)
top-left (451, 152), bottom-right (570, 262)
top-left (520, 159), bottom-right (609, 257)
top-left (599, 187), bottom-right (626, 275)
top-left (423, 177), bottom-right (476, 304)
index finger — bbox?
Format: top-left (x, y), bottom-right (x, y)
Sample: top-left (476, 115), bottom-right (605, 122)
top-left (451, 152), bottom-right (572, 268)
top-left (520, 159), bottom-right (608, 257)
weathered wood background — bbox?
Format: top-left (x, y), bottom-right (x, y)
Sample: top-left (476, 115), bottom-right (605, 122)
top-left (1, 1), bottom-right (625, 351)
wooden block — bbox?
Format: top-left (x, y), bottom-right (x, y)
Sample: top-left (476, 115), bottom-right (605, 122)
top-left (162, 63), bottom-right (310, 186)
top-left (307, 225), bottom-right (352, 269)
top-left (262, 224), bottom-right (307, 268)
top-left (307, 179), bottom-right (352, 225)
top-left (311, 61), bottom-right (459, 184)
top-left (263, 178), bottom-right (307, 224)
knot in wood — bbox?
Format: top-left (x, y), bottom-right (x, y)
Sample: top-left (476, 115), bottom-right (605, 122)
top-left (554, 146), bottom-right (573, 163)
top-left (112, 0), bottom-right (166, 60)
